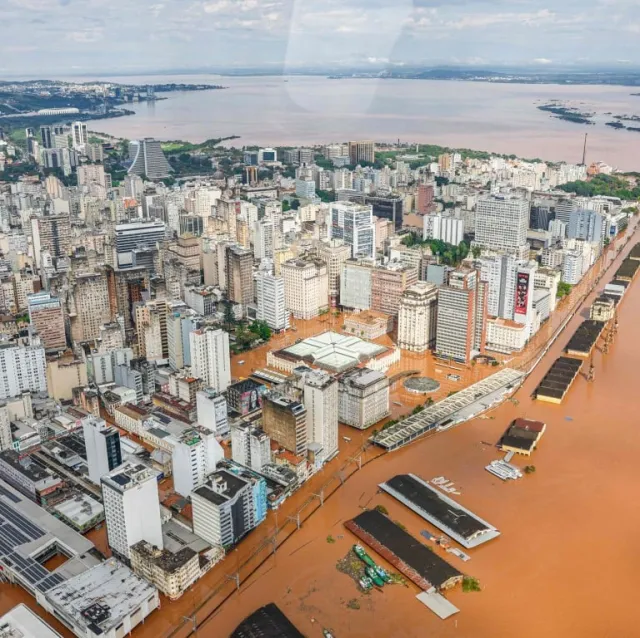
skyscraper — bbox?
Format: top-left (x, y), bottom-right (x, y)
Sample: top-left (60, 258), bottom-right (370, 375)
top-left (39, 126), bottom-right (52, 149)
top-left (329, 202), bottom-right (375, 259)
top-left (83, 418), bottom-right (123, 485)
top-left (262, 391), bottom-right (307, 457)
top-left (303, 370), bottom-right (339, 463)
top-left (190, 328), bottom-right (231, 393)
top-left (225, 245), bottom-right (253, 307)
top-left (71, 121), bottom-right (88, 149)
top-left (27, 292), bottom-right (66, 351)
top-left (474, 195), bottom-right (529, 253)
top-left (128, 138), bottom-right (172, 179)
top-left (114, 220), bottom-right (165, 270)
top-left (70, 271), bottom-right (112, 343)
top-left (31, 214), bottom-right (72, 269)
top-left (255, 271), bottom-right (289, 332)
top-left (171, 427), bottom-right (224, 498)
top-left (101, 462), bottom-right (163, 561)
top-left (348, 140), bottom-right (375, 165)
top-left (435, 268), bottom-right (487, 363)
top-left (397, 282), bottom-right (439, 352)
top-left (317, 239), bottom-right (351, 307)
top-left (282, 258), bottom-right (329, 320)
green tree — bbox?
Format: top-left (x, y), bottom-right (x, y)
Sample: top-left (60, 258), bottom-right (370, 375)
top-left (223, 301), bottom-right (235, 330)
top-left (557, 282), bottom-right (572, 299)
top-left (249, 320), bottom-right (272, 341)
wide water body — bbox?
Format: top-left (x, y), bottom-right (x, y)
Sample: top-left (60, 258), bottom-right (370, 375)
top-left (84, 75), bottom-right (640, 170)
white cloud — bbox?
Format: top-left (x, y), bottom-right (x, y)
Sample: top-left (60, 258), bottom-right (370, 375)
top-left (533, 57), bottom-right (553, 64)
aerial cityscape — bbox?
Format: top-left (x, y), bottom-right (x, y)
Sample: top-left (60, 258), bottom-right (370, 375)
top-left (1, 2), bottom-right (640, 638)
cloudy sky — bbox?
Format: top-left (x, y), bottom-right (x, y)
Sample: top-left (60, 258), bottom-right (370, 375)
top-left (2, 0), bottom-right (640, 76)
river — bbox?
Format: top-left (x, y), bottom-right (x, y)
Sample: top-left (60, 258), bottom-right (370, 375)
top-left (78, 74), bottom-right (640, 171)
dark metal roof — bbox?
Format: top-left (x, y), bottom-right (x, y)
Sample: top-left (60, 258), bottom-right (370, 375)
top-left (231, 603), bottom-right (304, 638)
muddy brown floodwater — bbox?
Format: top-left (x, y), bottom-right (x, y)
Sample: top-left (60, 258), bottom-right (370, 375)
top-left (1, 227), bottom-right (638, 638)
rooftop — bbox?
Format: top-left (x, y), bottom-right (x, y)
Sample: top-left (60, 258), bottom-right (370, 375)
top-left (0, 604), bottom-right (63, 638)
top-left (130, 540), bottom-right (197, 573)
top-left (102, 462), bottom-right (157, 492)
top-left (276, 331), bottom-right (388, 373)
top-left (340, 368), bottom-right (387, 389)
top-left (44, 558), bottom-right (157, 635)
top-left (52, 493), bottom-right (104, 528)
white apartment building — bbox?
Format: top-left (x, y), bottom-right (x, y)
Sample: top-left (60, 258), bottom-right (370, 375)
top-left (340, 260), bottom-right (373, 310)
top-left (303, 370), bottom-right (339, 463)
top-left (101, 462), bottom-right (163, 561)
top-left (192, 470), bottom-right (255, 548)
top-left (486, 318), bottom-right (529, 354)
top-left (282, 258), bottom-right (329, 320)
top-left (329, 201), bottom-right (376, 259)
top-left (397, 282), bottom-right (438, 353)
top-left (190, 328), bottom-right (231, 393)
top-left (171, 427), bottom-right (224, 498)
top-left (474, 195), bottom-right (529, 253)
top-left (255, 271), bottom-right (290, 331)
top-left (254, 218), bottom-right (275, 261)
top-left (0, 340), bottom-right (47, 400)
top-left (196, 388), bottom-right (229, 436)
top-left (534, 268), bottom-right (561, 312)
top-left (231, 422), bottom-right (271, 472)
top-left (338, 368), bottom-right (390, 430)
top-left (562, 251), bottom-right (583, 285)
top-left (423, 213), bottom-right (464, 245)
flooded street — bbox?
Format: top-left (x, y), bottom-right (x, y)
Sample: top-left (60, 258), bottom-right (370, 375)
top-left (1, 227), bottom-right (638, 637)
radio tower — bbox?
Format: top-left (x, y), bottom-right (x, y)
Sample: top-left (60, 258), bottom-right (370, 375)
top-left (581, 133), bottom-right (588, 166)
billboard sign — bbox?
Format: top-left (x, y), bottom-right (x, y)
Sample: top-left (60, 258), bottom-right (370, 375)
top-left (515, 272), bottom-right (530, 315)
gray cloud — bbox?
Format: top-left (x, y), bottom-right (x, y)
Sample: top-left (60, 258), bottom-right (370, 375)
top-left (2, 0), bottom-right (639, 76)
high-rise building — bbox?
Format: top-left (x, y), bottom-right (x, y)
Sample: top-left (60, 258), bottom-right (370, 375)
top-left (190, 328), bottom-right (231, 393)
top-left (196, 388), bottom-right (229, 436)
top-left (435, 268), bottom-right (486, 363)
top-left (567, 209), bottom-right (604, 244)
top-left (554, 199), bottom-right (575, 224)
top-left (225, 245), bottom-right (253, 307)
top-left (255, 271), bottom-right (289, 331)
top-left (231, 422), bottom-right (271, 472)
top-left (0, 339), bottom-right (47, 400)
top-left (329, 202), bottom-right (375, 259)
top-left (365, 195), bottom-right (404, 231)
top-left (474, 195), bottom-right (530, 253)
top-left (423, 213), bottom-right (464, 245)
top-left (416, 184), bottom-right (435, 214)
top-left (303, 370), bottom-right (339, 463)
top-left (101, 462), bottom-right (163, 561)
top-left (282, 258), bottom-right (329, 320)
top-left (348, 140), bottom-right (375, 165)
top-left (166, 307), bottom-right (202, 370)
top-left (27, 292), bottom-right (66, 351)
top-left (128, 138), bottom-right (172, 179)
top-left (71, 121), bottom-right (88, 149)
top-left (31, 214), bottom-right (72, 269)
top-left (135, 299), bottom-right (170, 362)
top-left (171, 427), bottom-right (224, 497)
top-left (254, 219), bottom-right (275, 261)
top-left (262, 391), bottom-right (307, 457)
top-left (370, 263), bottom-right (419, 316)
top-left (397, 282), bottom-right (438, 352)
top-left (338, 369), bottom-right (390, 430)
top-left (340, 259), bottom-right (373, 310)
top-left (114, 221), bottom-right (165, 270)
top-left (70, 271), bottom-right (111, 343)
top-left (39, 125), bottom-right (53, 149)
top-left (192, 470), bottom-right (262, 548)
top-left (317, 239), bottom-right (351, 307)
top-left (83, 417), bottom-right (123, 485)
top-left (562, 251), bottom-right (583, 284)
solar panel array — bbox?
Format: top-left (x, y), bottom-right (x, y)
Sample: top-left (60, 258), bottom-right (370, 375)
top-left (0, 496), bottom-right (66, 592)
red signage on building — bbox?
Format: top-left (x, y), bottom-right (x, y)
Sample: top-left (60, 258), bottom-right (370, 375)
top-left (515, 272), bottom-right (529, 315)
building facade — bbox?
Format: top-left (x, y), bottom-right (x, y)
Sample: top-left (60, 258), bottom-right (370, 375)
top-left (397, 282), bottom-right (438, 352)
